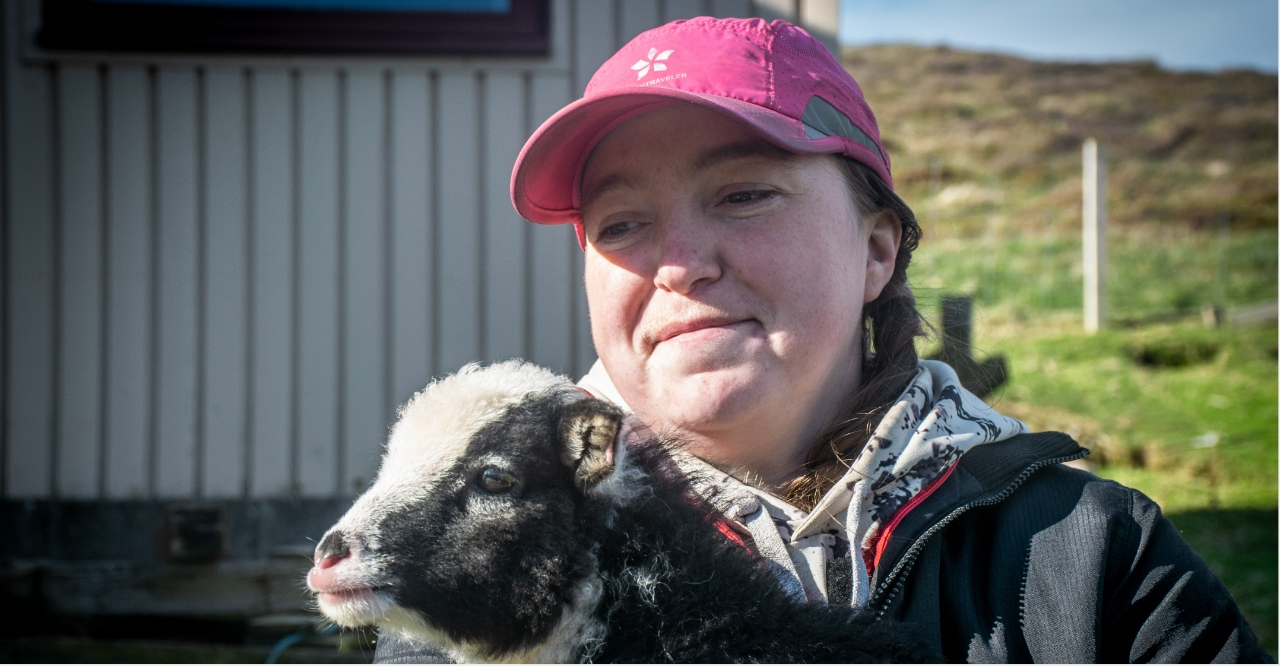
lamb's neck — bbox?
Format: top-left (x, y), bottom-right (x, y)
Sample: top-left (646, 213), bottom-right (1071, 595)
top-left (426, 573), bottom-right (607, 664)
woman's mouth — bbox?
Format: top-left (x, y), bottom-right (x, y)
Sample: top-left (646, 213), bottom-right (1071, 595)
top-left (654, 317), bottom-right (754, 344)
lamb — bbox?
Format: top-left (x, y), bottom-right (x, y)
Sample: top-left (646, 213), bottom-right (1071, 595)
top-left (306, 360), bottom-right (932, 663)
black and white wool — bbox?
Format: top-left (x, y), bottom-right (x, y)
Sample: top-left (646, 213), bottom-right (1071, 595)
top-left (309, 361), bottom-right (935, 663)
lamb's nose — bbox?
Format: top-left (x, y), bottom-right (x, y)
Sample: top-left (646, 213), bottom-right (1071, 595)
top-left (315, 530), bottom-right (351, 569)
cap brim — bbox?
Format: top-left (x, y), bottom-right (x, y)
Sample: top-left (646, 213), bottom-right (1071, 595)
top-left (511, 87), bottom-right (854, 225)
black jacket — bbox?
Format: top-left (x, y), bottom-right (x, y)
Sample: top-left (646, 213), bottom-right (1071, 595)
top-left (873, 431), bottom-right (1270, 663)
top-left (373, 431), bottom-right (1271, 663)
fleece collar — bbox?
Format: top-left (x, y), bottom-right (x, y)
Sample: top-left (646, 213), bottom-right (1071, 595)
top-left (577, 359), bottom-right (1027, 607)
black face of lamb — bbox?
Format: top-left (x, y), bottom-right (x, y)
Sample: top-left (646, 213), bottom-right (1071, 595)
top-left (375, 392), bottom-right (620, 656)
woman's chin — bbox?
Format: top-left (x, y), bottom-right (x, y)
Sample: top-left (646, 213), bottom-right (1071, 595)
top-left (650, 337), bottom-right (773, 380)
top-left (645, 370), bottom-right (772, 430)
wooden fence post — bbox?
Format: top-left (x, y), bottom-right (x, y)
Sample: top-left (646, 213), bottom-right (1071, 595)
top-left (1082, 138), bottom-right (1106, 333)
top-left (928, 295), bottom-right (1008, 398)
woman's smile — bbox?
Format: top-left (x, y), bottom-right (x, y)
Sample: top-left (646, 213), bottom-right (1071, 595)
top-left (648, 319), bottom-right (767, 372)
top-left (652, 316), bottom-right (754, 345)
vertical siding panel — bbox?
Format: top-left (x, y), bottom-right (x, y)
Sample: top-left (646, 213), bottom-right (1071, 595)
top-left (798, 0), bottom-right (839, 54)
top-left (154, 66), bottom-right (200, 498)
top-left (752, 0), bottom-right (796, 20)
top-left (568, 0), bottom-right (612, 379)
top-left (571, 238), bottom-right (593, 376)
top-left (663, 0), bottom-right (706, 21)
top-left (55, 65), bottom-right (104, 498)
top-left (619, 0), bottom-right (661, 44)
top-left (710, 0), bottom-right (751, 18)
top-left (573, 0), bottom-right (616, 94)
top-left (249, 68), bottom-right (294, 498)
top-left (527, 244), bottom-right (574, 375)
top-left (295, 70), bottom-right (340, 497)
top-left (201, 67), bottom-right (248, 498)
top-left (0, 33), bottom-right (4, 500)
top-left (389, 70), bottom-right (431, 404)
top-left (435, 72), bottom-right (479, 374)
top-left (5, 61), bottom-right (56, 498)
top-left (103, 66), bottom-right (152, 499)
top-left (481, 72), bottom-right (526, 364)
top-left (341, 69), bottom-right (387, 495)
top-left (527, 73), bottom-right (574, 375)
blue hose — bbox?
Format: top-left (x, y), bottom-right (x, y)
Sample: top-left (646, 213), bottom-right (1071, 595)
top-left (266, 623), bottom-right (340, 663)
top-left (265, 631), bottom-right (306, 664)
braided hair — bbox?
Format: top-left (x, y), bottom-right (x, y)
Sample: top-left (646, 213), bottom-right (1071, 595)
top-left (782, 157), bottom-right (926, 511)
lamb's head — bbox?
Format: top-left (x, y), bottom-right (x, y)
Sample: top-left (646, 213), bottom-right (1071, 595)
top-left (306, 360), bottom-right (630, 661)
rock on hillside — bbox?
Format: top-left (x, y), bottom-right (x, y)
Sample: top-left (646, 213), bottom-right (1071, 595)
top-left (844, 45), bottom-right (1277, 233)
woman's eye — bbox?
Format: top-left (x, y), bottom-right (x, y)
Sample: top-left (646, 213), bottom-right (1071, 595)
top-left (722, 189), bottom-right (773, 205)
top-left (478, 468), bottom-right (517, 493)
top-left (597, 220), bottom-right (636, 240)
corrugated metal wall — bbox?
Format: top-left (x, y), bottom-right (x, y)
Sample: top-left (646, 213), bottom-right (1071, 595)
top-left (1, 0), bottom-right (838, 501)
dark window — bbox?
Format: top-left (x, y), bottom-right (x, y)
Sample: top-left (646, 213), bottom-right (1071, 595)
top-left (39, 0), bottom-right (550, 55)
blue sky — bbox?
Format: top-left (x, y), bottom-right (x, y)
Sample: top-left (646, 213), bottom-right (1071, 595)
top-left (840, 0), bottom-right (1278, 73)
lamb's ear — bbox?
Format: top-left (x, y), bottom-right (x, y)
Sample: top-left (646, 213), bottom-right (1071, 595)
top-left (558, 398), bottom-right (624, 493)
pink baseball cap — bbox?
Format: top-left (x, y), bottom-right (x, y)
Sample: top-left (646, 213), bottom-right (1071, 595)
top-left (510, 17), bottom-right (893, 245)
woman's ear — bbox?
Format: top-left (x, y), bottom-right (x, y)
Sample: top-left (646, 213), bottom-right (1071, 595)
top-left (862, 209), bottom-right (902, 303)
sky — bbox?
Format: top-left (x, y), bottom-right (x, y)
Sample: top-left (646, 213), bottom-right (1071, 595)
top-left (840, 0), bottom-right (1278, 73)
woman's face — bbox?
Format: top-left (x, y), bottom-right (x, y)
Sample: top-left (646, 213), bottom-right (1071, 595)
top-left (580, 104), bottom-right (896, 479)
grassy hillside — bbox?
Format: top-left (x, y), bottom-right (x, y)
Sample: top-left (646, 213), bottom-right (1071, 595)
top-left (845, 44), bottom-right (1277, 236)
top-left (843, 45), bottom-right (1278, 655)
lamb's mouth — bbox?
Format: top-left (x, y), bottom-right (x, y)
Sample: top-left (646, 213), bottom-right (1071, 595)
top-left (315, 584), bottom-right (397, 627)
top-left (317, 586), bottom-right (374, 603)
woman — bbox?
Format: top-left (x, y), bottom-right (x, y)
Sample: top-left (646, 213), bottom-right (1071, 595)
top-left (377, 17), bottom-right (1267, 663)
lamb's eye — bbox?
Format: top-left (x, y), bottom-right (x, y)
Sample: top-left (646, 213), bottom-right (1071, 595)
top-left (478, 468), bottom-right (517, 493)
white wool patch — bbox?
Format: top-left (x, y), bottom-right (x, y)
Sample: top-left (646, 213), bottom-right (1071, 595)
top-left (381, 360), bottom-right (575, 493)
top-left (331, 360), bottom-right (578, 547)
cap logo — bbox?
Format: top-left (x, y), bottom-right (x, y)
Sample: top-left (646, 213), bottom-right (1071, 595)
top-left (631, 47), bottom-right (674, 80)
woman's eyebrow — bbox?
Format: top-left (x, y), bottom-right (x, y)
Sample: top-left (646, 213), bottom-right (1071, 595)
top-left (692, 138), bottom-right (798, 171)
top-left (581, 139), bottom-right (796, 211)
top-left (581, 173), bottom-right (641, 211)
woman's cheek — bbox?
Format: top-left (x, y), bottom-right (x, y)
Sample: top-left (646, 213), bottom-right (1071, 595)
top-left (586, 257), bottom-right (645, 356)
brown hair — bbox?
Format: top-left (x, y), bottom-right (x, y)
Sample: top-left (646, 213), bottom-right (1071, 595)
top-left (781, 157), bottom-right (925, 511)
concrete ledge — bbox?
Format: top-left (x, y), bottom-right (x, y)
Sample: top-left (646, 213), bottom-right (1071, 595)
top-left (1, 498), bottom-right (351, 618)
top-left (2, 498), bottom-right (350, 562)
top-left (14, 556), bottom-right (313, 617)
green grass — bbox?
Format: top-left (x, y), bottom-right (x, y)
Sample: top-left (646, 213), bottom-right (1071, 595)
top-left (909, 228), bottom-right (1278, 655)
top-left (911, 228), bottom-right (1278, 319)
top-left (1165, 508), bottom-right (1277, 653)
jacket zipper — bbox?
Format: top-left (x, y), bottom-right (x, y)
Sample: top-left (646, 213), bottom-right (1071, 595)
top-left (870, 450), bottom-right (1088, 617)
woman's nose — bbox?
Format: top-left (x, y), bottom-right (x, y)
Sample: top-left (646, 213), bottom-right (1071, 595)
top-left (653, 215), bottom-right (722, 294)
